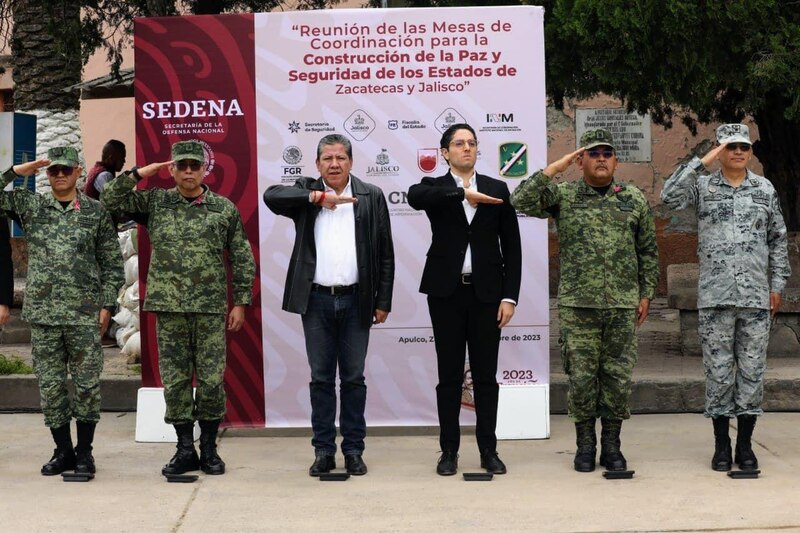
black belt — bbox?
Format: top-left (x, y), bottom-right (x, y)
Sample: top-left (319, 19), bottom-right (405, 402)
top-left (460, 273), bottom-right (472, 284)
top-left (311, 283), bottom-right (358, 295)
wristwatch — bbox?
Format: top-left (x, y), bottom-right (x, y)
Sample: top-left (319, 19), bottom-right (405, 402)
top-left (130, 166), bottom-right (142, 181)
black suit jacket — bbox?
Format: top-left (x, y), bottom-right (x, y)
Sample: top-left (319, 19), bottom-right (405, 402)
top-left (407, 171), bottom-right (521, 303)
top-left (263, 174), bottom-right (395, 328)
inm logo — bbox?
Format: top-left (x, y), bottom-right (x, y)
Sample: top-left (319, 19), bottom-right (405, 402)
top-left (486, 113), bottom-right (514, 123)
top-left (388, 191), bottom-right (408, 204)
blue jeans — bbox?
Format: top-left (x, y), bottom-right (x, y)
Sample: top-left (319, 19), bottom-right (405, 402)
top-left (301, 291), bottom-right (370, 455)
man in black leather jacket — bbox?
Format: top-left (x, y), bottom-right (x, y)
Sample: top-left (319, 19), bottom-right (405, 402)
top-left (263, 134), bottom-right (394, 477)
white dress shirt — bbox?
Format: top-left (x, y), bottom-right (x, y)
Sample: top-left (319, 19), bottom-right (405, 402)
top-left (313, 177), bottom-right (359, 286)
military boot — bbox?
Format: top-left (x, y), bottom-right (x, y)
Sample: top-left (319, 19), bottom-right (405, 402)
top-left (41, 423), bottom-right (76, 476)
top-left (735, 414), bottom-right (759, 470)
top-left (573, 419), bottom-right (597, 472)
top-left (599, 418), bottom-right (627, 471)
top-left (199, 420), bottom-right (226, 475)
top-left (711, 417), bottom-right (732, 471)
top-left (75, 421), bottom-right (97, 475)
top-left (161, 423), bottom-right (200, 476)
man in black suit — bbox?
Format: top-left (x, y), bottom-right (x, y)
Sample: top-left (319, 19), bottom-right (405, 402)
top-left (408, 123), bottom-right (522, 475)
top-left (263, 134), bottom-right (394, 477)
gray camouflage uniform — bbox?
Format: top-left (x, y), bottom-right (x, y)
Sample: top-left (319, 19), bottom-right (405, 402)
top-left (661, 157), bottom-right (791, 417)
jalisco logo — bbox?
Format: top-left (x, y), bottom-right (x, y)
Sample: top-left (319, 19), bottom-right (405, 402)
top-left (343, 109), bottom-right (375, 141)
top-left (417, 148), bottom-right (439, 173)
top-left (434, 108), bottom-right (466, 133)
top-left (141, 99), bottom-right (243, 119)
top-left (366, 148), bottom-right (399, 178)
top-left (499, 142), bottom-right (528, 178)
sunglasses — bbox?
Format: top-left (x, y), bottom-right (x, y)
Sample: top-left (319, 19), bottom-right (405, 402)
top-left (585, 149), bottom-right (615, 159)
top-left (725, 143), bottom-right (751, 152)
top-left (47, 166), bottom-right (74, 177)
top-left (175, 161), bottom-right (203, 171)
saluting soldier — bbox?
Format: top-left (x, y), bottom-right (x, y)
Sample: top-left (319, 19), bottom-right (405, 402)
top-left (102, 140), bottom-right (255, 477)
top-left (511, 129), bottom-right (659, 474)
top-left (1, 147), bottom-right (124, 477)
top-left (662, 124), bottom-right (790, 472)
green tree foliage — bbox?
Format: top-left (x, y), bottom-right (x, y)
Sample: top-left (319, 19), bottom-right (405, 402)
top-left (369, 0), bottom-right (800, 229)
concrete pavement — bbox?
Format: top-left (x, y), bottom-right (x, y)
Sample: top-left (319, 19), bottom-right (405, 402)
top-left (3, 412), bottom-right (800, 532)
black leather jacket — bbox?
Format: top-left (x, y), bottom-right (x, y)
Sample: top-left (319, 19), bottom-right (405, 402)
top-left (263, 174), bottom-right (394, 327)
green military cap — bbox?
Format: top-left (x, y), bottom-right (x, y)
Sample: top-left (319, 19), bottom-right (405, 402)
top-left (171, 140), bottom-right (205, 163)
top-left (46, 146), bottom-right (80, 168)
top-left (580, 128), bottom-right (616, 150)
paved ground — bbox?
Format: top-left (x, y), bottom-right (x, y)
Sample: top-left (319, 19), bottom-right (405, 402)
top-left (3, 412), bottom-right (800, 532)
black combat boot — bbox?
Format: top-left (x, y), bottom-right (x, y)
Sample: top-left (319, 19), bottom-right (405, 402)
top-left (711, 417), bottom-right (732, 471)
top-left (75, 421), bottom-right (97, 475)
top-left (599, 418), bottom-right (627, 471)
top-left (735, 414), bottom-right (759, 470)
top-left (573, 419), bottom-right (597, 472)
top-left (161, 423), bottom-right (200, 476)
top-left (41, 423), bottom-right (76, 476)
top-left (199, 420), bottom-right (226, 475)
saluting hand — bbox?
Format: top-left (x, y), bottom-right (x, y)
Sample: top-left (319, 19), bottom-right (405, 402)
top-left (13, 159), bottom-right (50, 177)
top-left (700, 143), bottom-right (727, 168)
top-left (463, 188), bottom-right (503, 208)
top-left (136, 161), bottom-right (173, 179)
top-left (543, 148), bottom-right (585, 178)
top-left (311, 190), bottom-right (358, 211)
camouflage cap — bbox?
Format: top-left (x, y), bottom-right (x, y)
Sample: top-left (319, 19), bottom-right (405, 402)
top-left (580, 128), bottom-right (615, 150)
top-left (46, 146), bottom-right (80, 168)
top-left (171, 140), bottom-right (205, 163)
top-left (716, 123), bottom-right (751, 145)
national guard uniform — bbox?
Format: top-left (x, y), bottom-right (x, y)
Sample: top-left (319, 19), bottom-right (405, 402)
top-left (511, 129), bottom-right (659, 472)
top-left (662, 124), bottom-right (790, 471)
top-left (102, 141), bottom-right (255, 476)
top-left (0, 146), bottom-right (124, 476)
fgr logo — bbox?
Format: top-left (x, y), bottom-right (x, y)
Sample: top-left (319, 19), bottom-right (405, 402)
top-left (281, 145), bottom-right (305, 179)
top-left (486, 113), bottom-right (514, 123)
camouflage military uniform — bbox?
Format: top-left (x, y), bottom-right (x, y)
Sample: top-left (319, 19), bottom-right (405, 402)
top-left (662, 156), bottom-right (790, 417)
top-left (511, 170), bottom-right (659, 421)
top-left (0, 167), bottom-right (123, 427)
top-left (101, 157), bottom-right (255, 425)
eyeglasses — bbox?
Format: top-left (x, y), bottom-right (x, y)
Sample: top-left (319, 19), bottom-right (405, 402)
top-left (175, 161), bottom-right (203, 171)
top-left (585, 149), bottom-right (615, 159)
top-left (47, 166), bottom-right (74, 177)
top-left (450, 140), bottom-right (478, 149)
top-left (725, 143), bottom-right (751, 152)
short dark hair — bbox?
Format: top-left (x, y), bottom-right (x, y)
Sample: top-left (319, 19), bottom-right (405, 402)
top-left (316, 134), bottom-right (352, 161)
top-left (102, 139), bottom-right (125, 159)
top-left (440, 123), bottom-right (477, 150)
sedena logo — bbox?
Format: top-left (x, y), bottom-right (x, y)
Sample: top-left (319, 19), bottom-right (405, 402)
top-left (142, 99), bottom-right (244, 119)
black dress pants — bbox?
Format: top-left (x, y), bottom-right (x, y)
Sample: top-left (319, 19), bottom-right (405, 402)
top-left (428, 282), bottom-right (501, 453)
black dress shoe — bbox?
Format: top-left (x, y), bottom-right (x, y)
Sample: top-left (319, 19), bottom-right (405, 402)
top-left (437, 450), bottom-right (458, 476)
top-left (309, 454), bottom-right (336, 476)
top-left (345, 454), bottom-right (368, 475)
top-left (41, 448), bottom-right (76, 476)
top-left (480, 450), bottom-right (507, 474)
